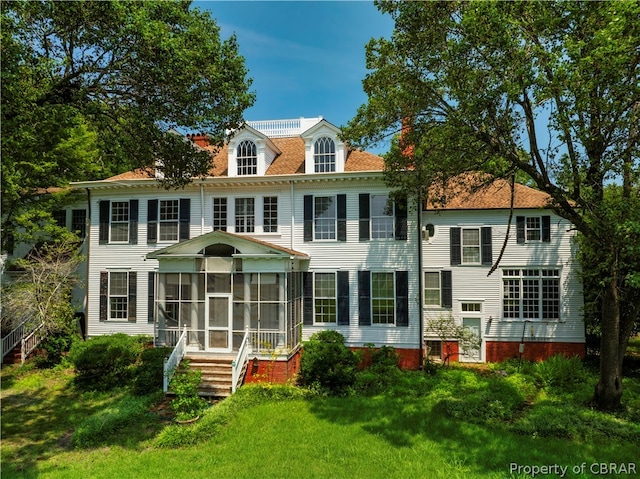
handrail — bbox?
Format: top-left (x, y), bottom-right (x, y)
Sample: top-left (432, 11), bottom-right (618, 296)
top-left (231, 328), bottom-right (250, 393)
top-left (21, 322), bottom-right (45, 364)
top-left (2, 318), bottom-right (33, 361)
top-left (163, 325), bottom-right (188, 393)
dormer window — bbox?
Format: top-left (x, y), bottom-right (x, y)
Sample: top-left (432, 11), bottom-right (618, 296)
top-left (237, 140), bottom-right (257, 175)
top-left (314, 137), bottom-right (336, 173)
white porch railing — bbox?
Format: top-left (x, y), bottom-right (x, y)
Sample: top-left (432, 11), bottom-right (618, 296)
top-left (249, 329), bottom-right (286, 354)
top-left (21, 322), bottom-right (45, 364)
top-left (231, 329), bottom-right (250, 393)
top-left (2, 319), bottom-right (42, 362)
top-left (163, 325), bottom-right (188, 393)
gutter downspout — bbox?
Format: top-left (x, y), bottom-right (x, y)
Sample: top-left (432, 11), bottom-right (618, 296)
top-left (83, 188), bottom-right (91, 339)
top-left (417, 193), bottom-right (424, 369)
top-left (290, 181), bottom-right (295, 251)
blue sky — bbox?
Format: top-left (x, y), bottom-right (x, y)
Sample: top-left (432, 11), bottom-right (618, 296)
top-left (193, 1), bottom-right (394, 152)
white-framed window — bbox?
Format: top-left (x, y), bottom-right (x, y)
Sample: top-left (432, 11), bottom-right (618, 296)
top-left (263, 196), bottom-right (278, 233)
top-left (213, 198), bottom-right (227, 231)
top-left (237, 140), bottom-right (257, 175)
top-left (314, 196), bottom-right (336, 240)
top-left (159, 200), bottom-right (179, 241)
top-left (109, 272), bottom-right (129, 320)
top-left (235, 198), bottom-right (255, 233)
top-left (371, 194), bottom-right (394, 239)
top-left (503, 269), bottom-right (560, 320)
top-left (110, 201), bottom-right (129, 242)
top-left (314, 137), bottom-right (336, 173)
top-left (425, 340), bottom-right (442, 360)
top-left (314, 272), bottom-right (337, 324)
top-left (461, 302), bottom-right (482, 312)
top-left (424, 272), bottom-right (441, 306)
top-left (526, 217), bottom-right (541, 241)
top-left (462, 228), bottom-right (480, 264)
top-left (372, 272), bottom-right (395, 325)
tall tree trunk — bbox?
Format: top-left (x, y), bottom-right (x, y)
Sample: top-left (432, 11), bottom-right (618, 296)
top-left (593, 272), bottom-right (623, 410)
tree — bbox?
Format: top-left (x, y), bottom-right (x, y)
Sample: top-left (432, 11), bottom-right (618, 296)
top-left (1, 0), bottom-right (255, 249)
top-left (342, 1), bottom-right (639, 410)
top-left (425, 315), bottom-right (482, 367)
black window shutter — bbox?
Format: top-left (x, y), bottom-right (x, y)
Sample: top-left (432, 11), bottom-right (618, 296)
top-left (441, 270), bottom-right (453, 308)
top-left (337, 194), bottom-right (347, 241)
top-left (358, 270), bottom-right (371, 326)
top-left (303, 195), bottom-right (313, 242)
top-left (481, 227), bottom-right (493, 266)
top-left (359, 193), bottom-right (370, 240)
top-left (99, 272), bottom-right (108, 321)
top-left (147, 199), bottom-right (158, 244)
top-left (128, 272), bottom-right (137, 322)
top-left (337, 271), bottom-right (350, 325)
top-left (99, 201), bottom-right (110, 244)
top-left (542, 216), bottom-right (551, 242)
top-left (179, 199), bottom-right (190, 241)
top-left (395, 270), bottom-right (409, 327)
top-left (303, 272), bottom-right (313, 325)
top-left (129, 200), bottom-right (138, 245)
top-left (450, 227), bottom-right (461, 266)
top-left (394, 197), bottom-right (408, 240)
top-left (516, 216), bottom-right (525, 244)
top-left (148, 272), bottom-right (155, 323)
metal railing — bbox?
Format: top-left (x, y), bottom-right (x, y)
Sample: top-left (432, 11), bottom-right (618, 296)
top-left (163, 325), bottom-right (188, 393)
top-left (21, 322), bottom-right (45, 364)
top-left (231, 329), bottom-right (250, 393)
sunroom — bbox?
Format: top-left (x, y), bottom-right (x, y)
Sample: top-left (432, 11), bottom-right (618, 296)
top-left (146, 231), bottom-right (309, 358)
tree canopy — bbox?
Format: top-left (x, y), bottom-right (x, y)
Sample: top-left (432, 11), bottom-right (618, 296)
top-left (1, 0), bottom-right (255, 247)
top-left (343, 0), bottom-right (639, 410)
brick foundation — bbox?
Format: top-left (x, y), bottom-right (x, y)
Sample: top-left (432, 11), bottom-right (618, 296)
top-left (351, 347), bottom-right (422, 370)
top-left (485, 341), bottom-right (585, 363)
top-left (243, 349), bottom-right (302, 385)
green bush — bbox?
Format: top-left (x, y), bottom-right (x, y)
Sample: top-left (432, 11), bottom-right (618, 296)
top-left (68, 333), bottom-right (144, 390)
top-left (169, 361), bottom-right (207, 421)
top-left (298, 330), bottom-right (358, 395)
top-left (132, 347), bottom-right (172, 395)
top-left (535, 354), bottom-right (587, 391)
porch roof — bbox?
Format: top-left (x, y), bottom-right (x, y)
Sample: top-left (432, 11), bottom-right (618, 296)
top-left (146, 230), bottom-right (309, 260)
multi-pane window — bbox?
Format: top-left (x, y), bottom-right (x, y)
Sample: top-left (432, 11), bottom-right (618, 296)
top-left (314, 137), bottom-right (336, 173)
top-left (159, 200), bottom-right (179, 241)
top-left (372, 272), bottom-right (395, 324)
top-left (263, 196), bottom-right (278, 233)
top-left (235, 198), bottom-right (255, 233)
top-left (424, 272), bottom-right (441, 306)
top-left (314, 273), bottom-right (336, 323)
top-left (110, 202), bottom-right (129, 242)
top-left (237, 140), bottom-right (257, 175)
top-left (462, 228), bottom-right (480, 264)
top-left (314, 196), bottom-right (336, 240)
top-left (213, 198), bottom-right (227, 231)
top-left (503, 269), bottom-right (560, 320)
top-left (52, 210), bottom-right (66, 228)
top-left (526, 217), bottom-right (541, 241)
top-left (72, 209), bottom-right (86, 238)
top-left (426, 340), bottom-right (442, 360)
top-left (461, 302), bottom-right (482, 312)
top-left (109, 272), bottom-right (129, 319)
top-left (371, 195), bottom-right (394, 239)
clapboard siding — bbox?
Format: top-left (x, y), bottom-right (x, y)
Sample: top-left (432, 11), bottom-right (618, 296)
top-left (422, 209), bottom-right (584, 348)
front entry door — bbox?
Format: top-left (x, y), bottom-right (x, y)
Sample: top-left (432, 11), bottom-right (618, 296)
top-left (207, 294), bottom-right (232, 352)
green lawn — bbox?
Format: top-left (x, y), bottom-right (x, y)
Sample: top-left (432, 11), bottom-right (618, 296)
top-left (1, 360), bottom-right (638, 479)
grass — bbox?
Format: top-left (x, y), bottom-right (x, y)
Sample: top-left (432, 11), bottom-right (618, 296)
top-left (1, 354), bottom-right (639, 479)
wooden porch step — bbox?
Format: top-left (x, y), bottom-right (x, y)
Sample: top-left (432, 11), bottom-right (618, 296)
top-left (184, 355), bottom-right (235, 398)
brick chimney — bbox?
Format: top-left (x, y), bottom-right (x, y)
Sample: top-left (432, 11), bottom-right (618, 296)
top-left (188, 133), bottom-right (210, 148)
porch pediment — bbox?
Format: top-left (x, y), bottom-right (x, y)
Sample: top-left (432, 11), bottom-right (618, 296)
top-left (146, 230), bottom-right (309, 260)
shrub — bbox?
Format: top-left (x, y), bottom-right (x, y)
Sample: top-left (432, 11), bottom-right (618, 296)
top-left (68, 333), bottom-right (143, 390)
top-left (535, 354), bottom-right (587, 391)
top-left (132, 347), bottom-right (172, 395)
top-left (169, 361), bottom-right (207, 421)
top-left (298, 330), bottom-right (357, 395)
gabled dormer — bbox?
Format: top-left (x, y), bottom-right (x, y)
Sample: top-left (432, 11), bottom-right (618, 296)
top-left (301, 120), bottom-right (347, 174)
top-left (227, 125), bottom-right (281, 177)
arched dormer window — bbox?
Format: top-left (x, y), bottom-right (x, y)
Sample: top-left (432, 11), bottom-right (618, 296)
top-left (237, 140), bottom-right (257, 175)
top-left (314, 137), bottom-right (336, 173)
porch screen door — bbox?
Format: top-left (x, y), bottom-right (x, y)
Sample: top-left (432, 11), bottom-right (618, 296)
top-left (207, 294), bottom-right (232, 352)
top-left (461, 317), bottom-right (482, 362)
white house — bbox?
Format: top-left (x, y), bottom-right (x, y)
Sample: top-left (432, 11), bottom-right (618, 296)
top-left (69, 117), bottom-right (584, 379)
